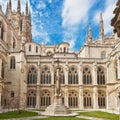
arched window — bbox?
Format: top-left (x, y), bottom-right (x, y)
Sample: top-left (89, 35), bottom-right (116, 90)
top-left (11, 91), bottom-right (15, 98)
top-left (83, 67), bottom-right (92, 84)
top-left (68, 67), bottom-right (78, 84)
top-left (1, 62), bottom-right (4, 79)
top-left (0, 21), bottom-right (4, 40)
top-left (101, 51), bottom-right (106, 59)
top-left (41, 90), bottom-right (51, 107)
top-left (13, 38), bottom-right (16, 49)
top-left (29, 45), bottom-right (31, 51)
top-left (68, 91), bottom-right (78, 108)
top-left (41, 67), bottom-right (51, 84)
top-left (98, 91), bottom-right (106, 108)
top-left (27, 67), bottom-right (37, 84)
top-left (83, 91), bottom-right (92, 108)
top-left (27, 90), bottom-right (36, 107)
top-left (36, 46), bottom-right (38, 53)
top-left (97, 67), bottom-right (105, 85)
top-left (10, 56), bottom-right (15, 69)
top-left (54, 67), bottom-right (65, 84)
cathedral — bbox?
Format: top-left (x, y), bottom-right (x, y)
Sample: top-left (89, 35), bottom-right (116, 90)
top-left (0, 0), bottom-right (120, 112)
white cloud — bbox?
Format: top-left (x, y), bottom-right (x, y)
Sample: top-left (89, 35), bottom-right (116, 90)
top-left (62, 0), bottom-right (96, 27)
top-left (62, 0), bottom-right (96, 49)
top-left (32, 19), bottom-right (50, 44)
top-left (93, 0), bottom-right (116, 35)
top-left (37, 1), bottom-right (46, 9)
top-left (49, 0), bottom-right (52, 4)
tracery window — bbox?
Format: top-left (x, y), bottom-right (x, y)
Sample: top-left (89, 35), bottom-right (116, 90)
top-left (41, 67), bottom-right (51, 84)
top-left (98, 91), bottom-right (106, 108)
top-left (68, 67), bottom-right (78, 84)
top-left (10, 56), bottom-right (16, 69)
top-left (83, 67), bottom-right (92, 84)
top-left (0, 21), bottom-right (4, 40)
top-left (27, 67), bottom-right (37, 84)
top-left (27, 90), bottom-right (36, 107)
top-left (41, 90), bottom-right (51, 107)
top-left (54, 67), bottom-right (65, 84)
top-left (68, 91), bottom-right (78, 108)
top-left (97, 67), bottom-right (105, 85)
top-left (83, 91), bottom-right (92, 108)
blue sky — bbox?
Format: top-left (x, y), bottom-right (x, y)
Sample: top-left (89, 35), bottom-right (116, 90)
top-left (1, 0), bottom-right (116, 50)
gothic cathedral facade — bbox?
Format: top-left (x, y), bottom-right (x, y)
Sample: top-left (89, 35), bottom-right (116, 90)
top-left (0, 0), bottom-right (120, 112)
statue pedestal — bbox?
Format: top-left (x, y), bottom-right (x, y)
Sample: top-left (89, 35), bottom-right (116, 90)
top-left (41, 96), bottom-right (77, 116)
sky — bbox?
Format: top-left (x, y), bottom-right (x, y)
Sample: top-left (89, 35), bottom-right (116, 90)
top-left (0, 0), bottom-right (117, 50)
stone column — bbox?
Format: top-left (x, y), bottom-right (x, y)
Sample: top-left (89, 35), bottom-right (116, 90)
top-left (93, 63), bottom-right (98, 109)
top-left (51, 65), bottom-right (54, 85)
top-left (79, 63), bottom-right (83, 85)
top-left (65, 87), bottom-right (69, 107)
top-left (65, 63), bottom-right (68, 85)
top-left (79, 87), bottom-right (83, 109)
top-left (93, 87), bottom-right (98, 109)
top-left (0, 59), bottom-right (2, 78)
top-left (36, 66), bottom-right (40, 108)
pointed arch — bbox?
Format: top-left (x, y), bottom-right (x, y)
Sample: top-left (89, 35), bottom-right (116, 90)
top-left (27, 90), bottom-right (36, 107)
top-left (68, 66), bottom-right (78, 84)
top-left (41, 66), bottom-right (51, 84)
top-left (97, 66), bottom-right (105, 85)
top-left (40, 90), bottom-right (51, 107)
top-left (68, 90), bottom-right (78, 108)
top-left (27, 66), bottom-right (37, 84)
top-left (10, 56), bottom-right (16, 69)
top-left (98, 90), bottom-right (106, 108)
top-left (83, 90), bottom-right (92, 108)
top-left (83, 66), bottom-right (92, 84)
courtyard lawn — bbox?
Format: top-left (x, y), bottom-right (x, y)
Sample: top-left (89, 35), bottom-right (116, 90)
top-left (79, 111), bottom-right (119, 120)
top-left (0, 110), bottom-right (38, 119)
top-left (34, 117), bottom-right (86, 120)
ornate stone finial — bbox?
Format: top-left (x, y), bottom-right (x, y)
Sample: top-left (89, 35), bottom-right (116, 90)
top-left (86, 23), bottom-right (92, 44)
top-left (9, 0), bottom-right (12, 10)
top-left (26, 0), bottom-right (28, 15)
top-left (17, 0), bottom-right (21, 13)
top-left (100, 13), bottom-right (104, 41)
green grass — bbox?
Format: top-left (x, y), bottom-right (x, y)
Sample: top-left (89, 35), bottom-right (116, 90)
top-left (79, 111), bottom-right (119, 120)
top-left (35, 117), bottom-right (86, 120)
top-left (0, 110), bottom-right (38, 119)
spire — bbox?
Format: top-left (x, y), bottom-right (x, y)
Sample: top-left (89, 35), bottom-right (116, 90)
top-left (21, 15), bottom-right (26, 43)
top-left (22, 15), bottom-right (26, 33)
top-left (6, 0), bottom-right (12, 19)
top-left (9, 0), bottom-right (12, 10)
top-left (17, 0), bottom-right (21, 14)
top-left (86, 24), bottom-right (92, 44)
top-left (0, 3), bottom-right (2, 15)
top-left (26, 0), bottom-right (28, 15)
top-left (100, 13), bottom-right (104, 41)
